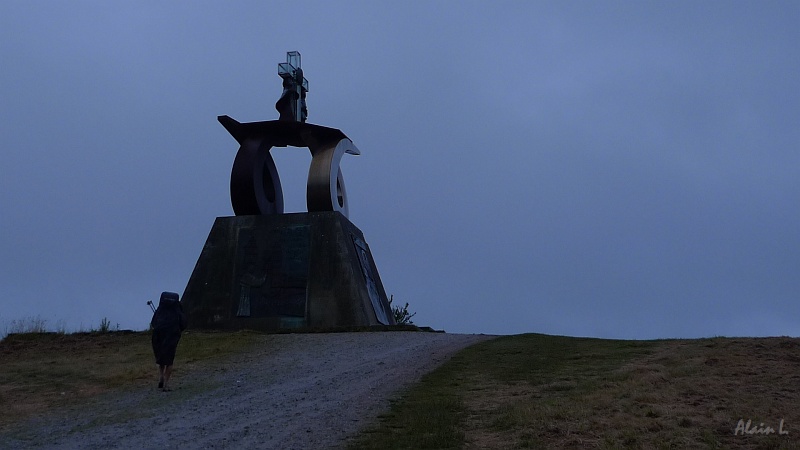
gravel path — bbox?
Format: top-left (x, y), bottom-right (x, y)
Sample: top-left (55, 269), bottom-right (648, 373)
top-left (2, 332), bottom-right (492, 449)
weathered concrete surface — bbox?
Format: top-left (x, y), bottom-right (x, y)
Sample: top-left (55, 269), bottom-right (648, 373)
top-left (182, 212), bottom-right (394, 331)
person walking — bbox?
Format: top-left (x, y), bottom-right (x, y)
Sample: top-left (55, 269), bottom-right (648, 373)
top-left (150, 291), bottom-right (188, 391)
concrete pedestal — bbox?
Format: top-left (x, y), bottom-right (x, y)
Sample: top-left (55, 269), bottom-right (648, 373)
top-left (181, 212), bottom-right (394, 331)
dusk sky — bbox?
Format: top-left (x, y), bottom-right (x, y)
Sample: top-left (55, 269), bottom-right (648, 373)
top-left (1, 1), bottom-right (798, 339)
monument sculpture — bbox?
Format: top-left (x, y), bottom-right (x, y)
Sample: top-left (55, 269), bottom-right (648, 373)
top-left (181, 51), bottom-right (395, 330)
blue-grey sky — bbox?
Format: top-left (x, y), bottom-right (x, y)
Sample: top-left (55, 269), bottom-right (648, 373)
top-left (1, 1), bottom-right (798, 338)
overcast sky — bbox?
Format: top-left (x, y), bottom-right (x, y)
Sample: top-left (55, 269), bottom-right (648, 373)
top-left (1, 1), bottom-right (798, 339)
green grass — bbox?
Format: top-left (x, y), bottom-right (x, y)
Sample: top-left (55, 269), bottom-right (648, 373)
top-left (3, 329), bottom-right (798, 448)
top-left (349, 334), bottom-right (800, 450)
top-left (0, 330), bottom-right (264, 430)
top-left (348, 334), bottom-right (655, 449)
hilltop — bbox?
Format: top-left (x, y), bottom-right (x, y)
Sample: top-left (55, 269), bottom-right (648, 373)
top-left (1, 331), bottom-right (798, 449)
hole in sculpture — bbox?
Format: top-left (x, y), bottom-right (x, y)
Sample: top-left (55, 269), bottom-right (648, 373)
top-left (270, 148), bottom-right (311, 213)
top-left (336, 178), bottom-right (344, 208)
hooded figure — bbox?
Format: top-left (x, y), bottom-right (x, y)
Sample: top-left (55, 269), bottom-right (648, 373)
top-left (150, 291), bottom-right (187, 391)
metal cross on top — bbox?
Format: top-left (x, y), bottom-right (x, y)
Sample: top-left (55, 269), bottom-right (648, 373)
top-left (275, 51), bottom-right (309, 123)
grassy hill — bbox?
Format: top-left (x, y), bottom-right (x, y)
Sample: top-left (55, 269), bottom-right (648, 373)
top-left (348, 334), bottom-right (799, 449)
top-left (1, 331), bottom-right (797, 449)
top-left (0, 330), bottom-right (263, 430)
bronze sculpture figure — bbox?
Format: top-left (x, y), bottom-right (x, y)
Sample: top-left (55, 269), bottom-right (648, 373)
top-left (181, 51), bottom-right (394, 330)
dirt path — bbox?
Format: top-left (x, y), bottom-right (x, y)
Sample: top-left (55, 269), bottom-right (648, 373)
top-left (1, 332), bottom-right (492, 449)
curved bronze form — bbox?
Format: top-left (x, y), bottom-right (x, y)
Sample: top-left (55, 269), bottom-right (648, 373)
top-left (307, 138), bottom-right (358, 217)
top-left (229, 137), bottom-right (284, 215)
top-left (219, 115), bottom-right (359, 217)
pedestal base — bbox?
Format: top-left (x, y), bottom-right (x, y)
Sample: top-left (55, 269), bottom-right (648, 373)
top-left (182, 212), bottom-right (394, 331)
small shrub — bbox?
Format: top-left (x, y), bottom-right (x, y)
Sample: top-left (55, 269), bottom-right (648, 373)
top-left (388, 295), bottom-right (416, 325)
top-left (96, 317), bottom-right (117, 333)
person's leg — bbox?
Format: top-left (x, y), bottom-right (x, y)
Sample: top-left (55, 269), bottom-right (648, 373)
top-left (158, 365), bottom-right (165, 389)
top-left (163, 365), bottom-right (173, 391)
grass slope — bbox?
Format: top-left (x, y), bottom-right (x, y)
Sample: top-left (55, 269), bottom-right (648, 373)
top-left (349, 333), bottom-right (800, 450)
top-left (0, 330), bottom-right (262, 430)
top-left (2, 331), bottom-right (798, 448)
